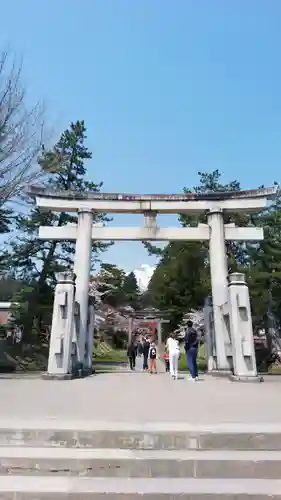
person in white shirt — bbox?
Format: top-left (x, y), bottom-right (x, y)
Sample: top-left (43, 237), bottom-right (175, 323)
top-left (166, 333), bottom-right (180, 380)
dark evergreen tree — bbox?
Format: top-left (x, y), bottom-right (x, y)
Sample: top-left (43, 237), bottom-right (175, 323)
top-left (122, 271), bottom-right (140, 310)
top-left (3, 120), bottom-right (110, 336)
top-left (147, 170), bottom-right (250, 328)
top-left (245, 186), bottom-right (281, 326)
top-left (0, 275), bottom-right (26, 301)
top-left (0, 207), bottom-right (12, 234)
top-left (96, 263), bottom-right (126, 308)
top-left (148, 241), bottom-right (209, 329)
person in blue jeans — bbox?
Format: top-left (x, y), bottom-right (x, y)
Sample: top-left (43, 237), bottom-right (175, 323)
top-left (142, 337), bottom-right (150, 371)
top-left (184, 320), bottom-right (199, 381)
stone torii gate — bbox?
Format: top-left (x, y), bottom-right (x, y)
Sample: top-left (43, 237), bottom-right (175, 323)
top-left (28, 185), bottom-right (277, 378)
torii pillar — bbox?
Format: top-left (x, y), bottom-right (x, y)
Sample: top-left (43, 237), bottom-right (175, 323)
top-left (207, 209), bottom-right (230, 371)
top-left (74, 210), bottom-right (93, 368)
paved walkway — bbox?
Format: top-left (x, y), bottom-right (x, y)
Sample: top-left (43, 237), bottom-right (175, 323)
top-left (134, 355), bottom-right (166, 373)
top-left (0, 356), bottom-right (281, 428)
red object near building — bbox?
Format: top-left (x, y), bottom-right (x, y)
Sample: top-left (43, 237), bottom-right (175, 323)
top-left (136, 319), bottom-right (157, 341)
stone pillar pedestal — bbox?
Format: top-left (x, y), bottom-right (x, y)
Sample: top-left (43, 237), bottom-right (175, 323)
top-left (43, 272), bottom-right (76, 380)
top-left (74, 210), bottom-right (93, 367)
top-left (228, 273), bottom-right (260, 382)
top-left (204, 296), bottom-right (216, 371)
top-left (207, 209), bottom-right (231, 371)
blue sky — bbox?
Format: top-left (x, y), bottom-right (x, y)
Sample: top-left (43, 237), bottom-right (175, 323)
top-left (1, 0), bottom-right (281, 271)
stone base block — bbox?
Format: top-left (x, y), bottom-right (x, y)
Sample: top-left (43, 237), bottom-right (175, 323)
top-left (2, 447), bottom-right (281, 479)
top-left (41, 373), bottom-right (74, 381)
top-left (0, 476), bottom-right (281, 499)
top-left (41, 367), bottom-right (94, 381)
top-left (207, 370), bottom-right (233, 378)
top-left (207, 371), bottom-right (264, 383)
top-left (229, 374), bottom-right (264, 383)
top-left (3, 424), bottom-right (281, 451)
top-left (84, 367), bottom-right (94, 376)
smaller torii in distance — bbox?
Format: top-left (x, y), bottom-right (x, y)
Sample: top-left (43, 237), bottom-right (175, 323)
top-left (129, 309), bottom-right (170, 346)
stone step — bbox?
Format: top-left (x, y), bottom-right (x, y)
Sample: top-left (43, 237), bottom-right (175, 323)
top-left (2, 422), bottom-right (281, 450)
top-left (1, 447), bottom-right (281, 479)
top-left (1, 476), bottom-right (281, 499)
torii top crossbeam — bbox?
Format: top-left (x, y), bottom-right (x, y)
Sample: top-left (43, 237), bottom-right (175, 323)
top-left (27, 186), bottom-right (278, 214)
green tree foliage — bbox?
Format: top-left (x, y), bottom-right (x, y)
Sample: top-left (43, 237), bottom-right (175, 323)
top-left (97, 263), bottom-right (126, 308)
top-left (122, 271), bottom-right (141, 310)
top-left (0, 207), bottom-right (13, 234)
top-left (2, 120), bottom-right (110, 335)
top-left (245, 186), bottom-right (281, 326)
top-left (180, 170), bottom-right (251, 270)
top-left (0, 275), bottom-right (27, 301)
top-left (95, 265), bottom-right (141, 310)
top-left (148, 170), bottom-right (256, 328)
top-left (148, 242), bottom-right (208, 329)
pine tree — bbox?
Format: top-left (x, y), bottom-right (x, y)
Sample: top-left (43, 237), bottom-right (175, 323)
top-left (122, 271), bottom-right (140, 310)
top-left (3, 120), bottom-right (110, 335)
top-left (0, 207), bottom-right (12, 234)
top-left (180, 169), bottom-right (251, 270)
top-left (148, 241), bottom-right (209, 329)
top-left (148, 170), bottom-right (247, 327)
top-left (96, 263), bottom-right (126, 308)
top-left (245, 186), bottom-right (281, 326)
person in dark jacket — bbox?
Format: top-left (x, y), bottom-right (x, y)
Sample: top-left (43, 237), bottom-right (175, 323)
top-left (142, 337), bottom-right (150, 371)
top-left (137, 340), bottom-right (143, 357)
top-left (127, 341), bottom-right (137, 370)
top-left (184, 320), bottom-right (199, 381)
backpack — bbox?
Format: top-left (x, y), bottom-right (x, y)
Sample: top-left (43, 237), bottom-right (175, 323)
top-left (150, 347), bottom-right (157, 359)
top-left (185, 328), bottom-right (198, 350)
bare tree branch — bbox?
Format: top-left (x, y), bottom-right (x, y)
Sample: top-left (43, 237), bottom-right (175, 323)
top-left (0, 49), bottom-right (47, 206)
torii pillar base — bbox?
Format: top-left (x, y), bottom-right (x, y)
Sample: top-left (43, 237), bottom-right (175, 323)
top-left (229, 374), bottom-right (264, 383)
top-left (41, 367), bottom-right (94, 381)
top-left (207, 369), bottom-right (233, 379)
top-left (41, 373), bottom-right (75, 381)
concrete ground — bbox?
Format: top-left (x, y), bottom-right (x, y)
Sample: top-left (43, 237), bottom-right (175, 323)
top-left (0, 356), bottom-right (280, 429)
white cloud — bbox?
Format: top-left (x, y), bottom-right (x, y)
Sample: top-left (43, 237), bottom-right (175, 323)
top-left (133, 264), bottom-right (155, 291)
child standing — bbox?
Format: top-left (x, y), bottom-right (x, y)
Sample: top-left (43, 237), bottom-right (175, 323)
top-left (163, 351), bottom-right (170, 372)
top-left (148, 342), bottom-right (158, 374)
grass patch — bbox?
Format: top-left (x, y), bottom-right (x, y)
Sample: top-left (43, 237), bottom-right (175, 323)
top-left (1, 341), bottom-right (49, 372)
top-left (178, 344), bottom-right (281, 375)
top-left (93, 342), bottom-right (127, 364)
top-left (1, 339), bottom-right (127, 372)
top-left (93, 344), bottom-right (128, 374)
top-left (178, 344), bottom-right (207, 373)
top-left (268, 364), bottom-right (281, 374)
top-left (94, 365), bottom-right (128, 374)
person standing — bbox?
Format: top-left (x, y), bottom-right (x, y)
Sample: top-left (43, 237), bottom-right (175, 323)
top-left (127, 340), bottom-right (137, 371)
top-left (163, 350), bottom-right (170, 372)
top-left (184, 320), bottom-right (199, 381)
top-left (137, 339), bottom-right (143, 357)
top-left (148, 342), bottom-right (158, 374)
top-left (166, 333), bottom-right (180, 380)
top-left (142, 337), bottom-right (150, 371)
